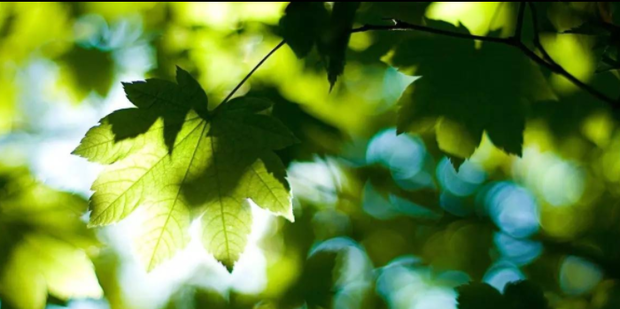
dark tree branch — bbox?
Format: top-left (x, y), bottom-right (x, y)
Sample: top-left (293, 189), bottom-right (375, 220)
top-left (351, 17), bottom-right (620, 108)
top-left (221, 40), bottom-right (286, 105)
top-left (352, 19), bottom-right (508, 44)
top-left (513, 2), bottom-right (526, 41)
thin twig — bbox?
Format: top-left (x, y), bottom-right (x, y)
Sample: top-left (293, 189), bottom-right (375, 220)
top-left (527, 2), bottom-right (618, 105)
top-left (352, 20), bottom-right (508, 44)
top-left (220, 40), bottom-right (286, 105)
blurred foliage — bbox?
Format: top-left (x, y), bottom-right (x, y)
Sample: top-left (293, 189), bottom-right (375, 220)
top-left (0, 165), bottom-right (100, 309)
top-left (1, 2), bottom-right (620, 309)
top-left (457, 280), bottom-right (549, 309)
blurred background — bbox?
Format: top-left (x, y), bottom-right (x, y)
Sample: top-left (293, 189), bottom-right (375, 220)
top-left (1, 2), bottom-right (620, 309)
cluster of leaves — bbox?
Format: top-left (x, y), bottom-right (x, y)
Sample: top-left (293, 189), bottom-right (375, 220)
top-left (279, 2), bottom-right (556, 170)
top-left (73, 67), bottom-right (297, 271)
top-left (0, 166), bottom-right (101, 309)
top-left (390, 20), bottom-right (554, 168)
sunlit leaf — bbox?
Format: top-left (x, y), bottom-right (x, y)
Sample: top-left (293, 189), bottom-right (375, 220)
top-left (74, 67), bottom-right (297, 271)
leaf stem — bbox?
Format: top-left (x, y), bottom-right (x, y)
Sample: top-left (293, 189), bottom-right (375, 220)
top-left (351, 16), bottom-right (620, 108)
top-left (221, 39), bottom-right (286, 105)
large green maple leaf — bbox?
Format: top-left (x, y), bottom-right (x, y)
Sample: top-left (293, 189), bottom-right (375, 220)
top-left (73, 67), bottom-right (297, 271)
top-left (390, 20), bottom-right (554, 168)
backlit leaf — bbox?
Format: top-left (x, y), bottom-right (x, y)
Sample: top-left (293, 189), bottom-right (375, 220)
top-left (73, 67), bottom-right (297, 271)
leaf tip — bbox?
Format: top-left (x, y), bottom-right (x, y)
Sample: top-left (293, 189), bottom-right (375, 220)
top-left (222, 260), bottom-right (235, 273)
top-left (175, 65), bottom-right (190, 78)
top-left (283, 208), bottom-right (295, 223)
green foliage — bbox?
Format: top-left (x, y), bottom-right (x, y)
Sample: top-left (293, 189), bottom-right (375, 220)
top-left (456, 282), bottom-right (505, 309)
top-left (280, 250), bottom-right (341, 308)
top-left (564, 16), bottom-right (620, 72)
top-left (319, 2), bottom-right (361, 89)
top-left (73, 67), bottom-right (297, 271)
top-left (457, 280), bottom-right (549, 309)
top-left (279, 3), bottom-right (329, 58)
top-left (165, 286), bottom-right (228, 309)
top-left (57, 44), bottom-right (115, 100)
top-left (4, 2), bottom-right (620, 308)
top-left (503, 280), bottom-right (550, 309)
top-left (0, 166), bottom-right (101, 309)
top-left (279, 2), bottom-right (360, 88)
top-left (391, 20), bottom-right (553, 168)
top-left (245, 87), bottom-right (345, 165)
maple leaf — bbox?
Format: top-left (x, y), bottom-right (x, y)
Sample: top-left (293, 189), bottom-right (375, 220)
top-left (390, 20), bottom-right (554, 169)
top-left (73, 67), bottom-right (297, 271)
